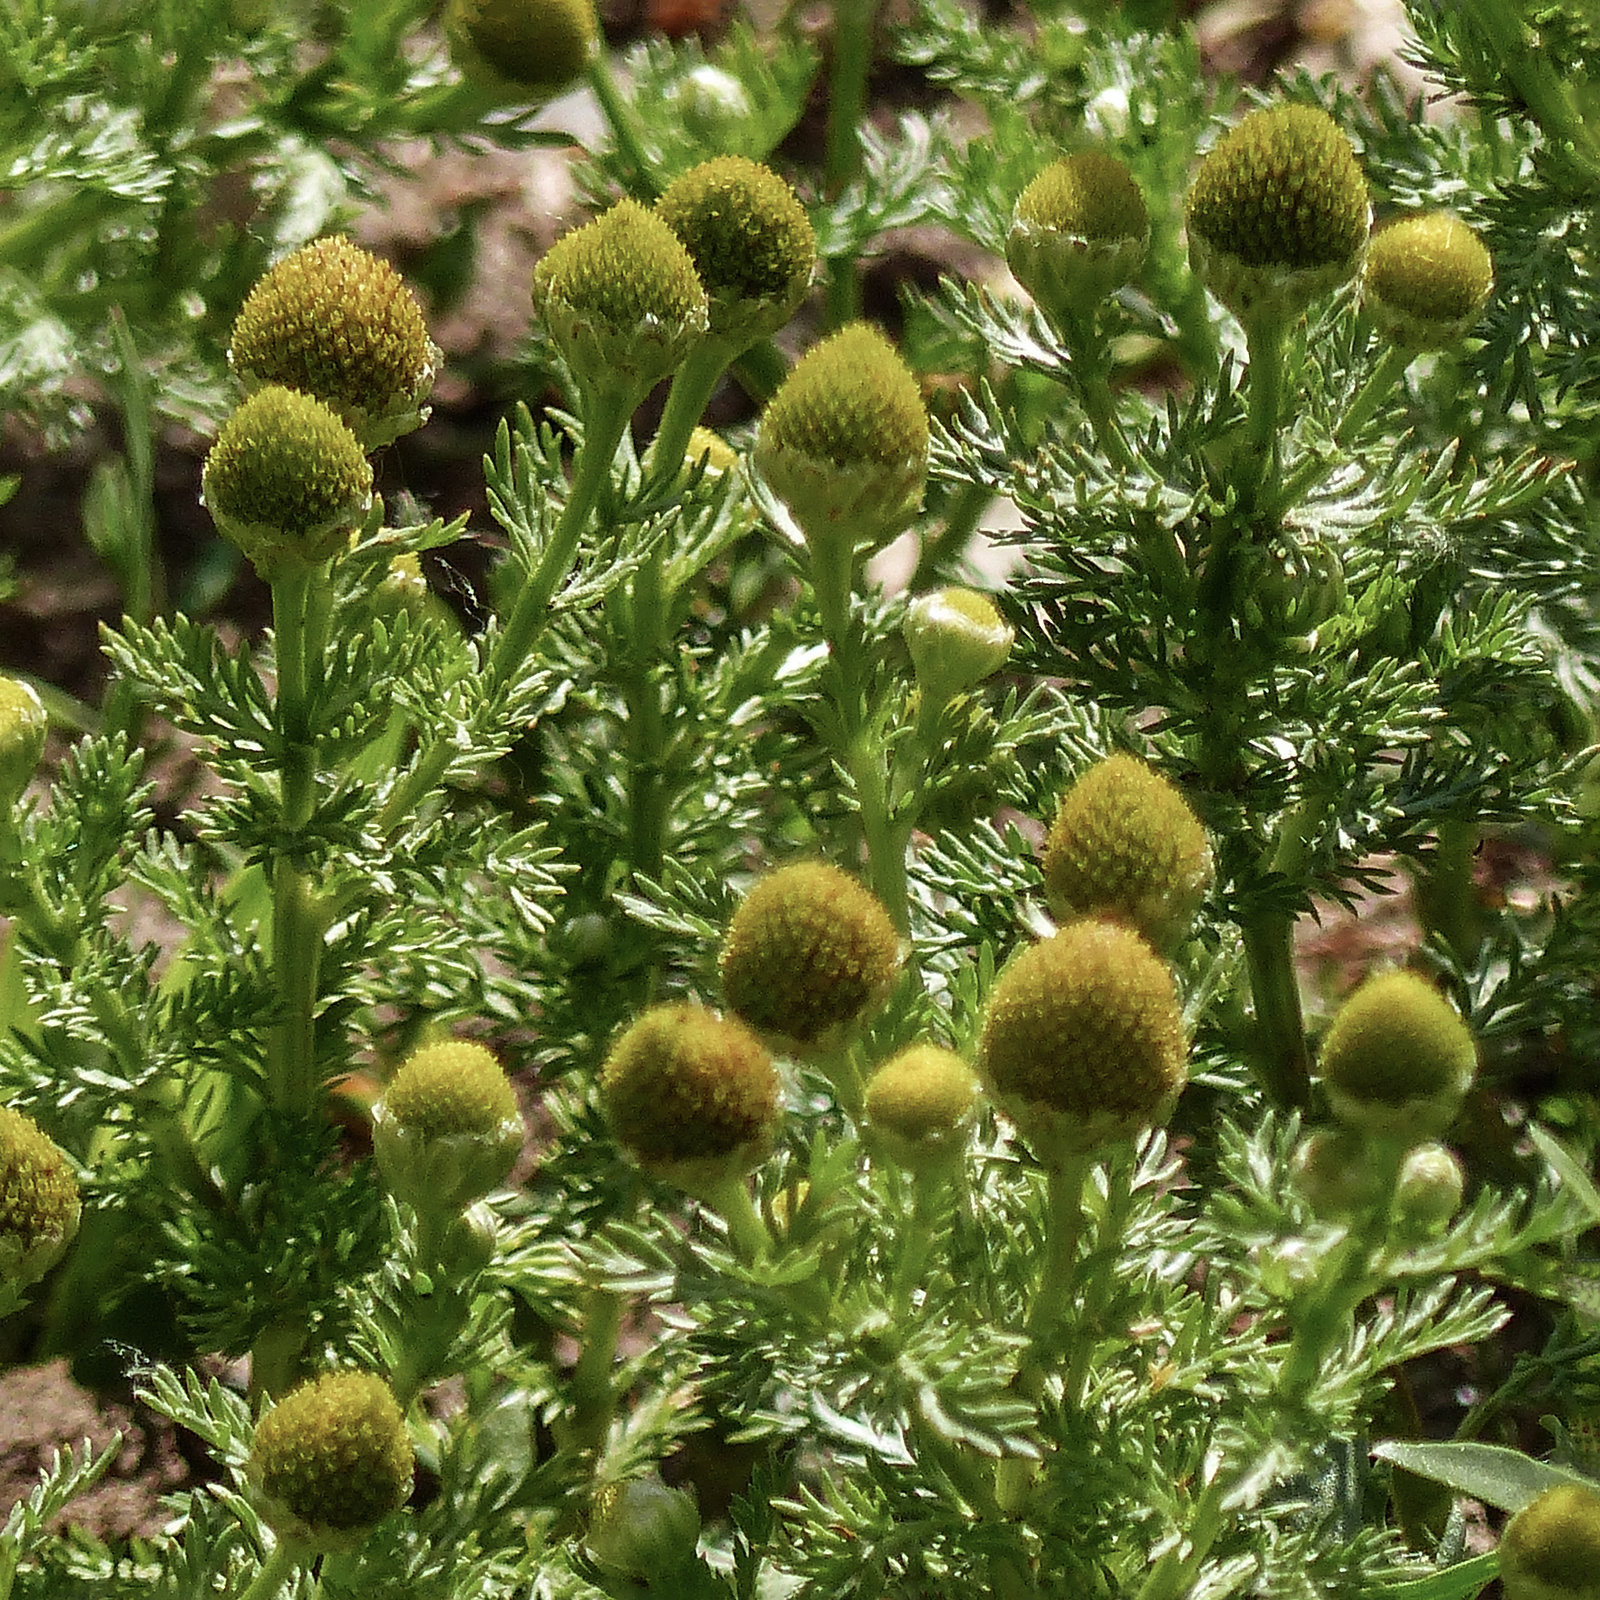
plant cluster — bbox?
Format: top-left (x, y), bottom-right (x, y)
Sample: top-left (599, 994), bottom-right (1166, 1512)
top-left (5, 1), bottom-right (1600, 1597)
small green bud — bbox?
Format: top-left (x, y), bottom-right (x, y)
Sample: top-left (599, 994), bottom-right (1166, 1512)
top-left (1040, 753), bottom-right (1213, 952)
top-left (229, 236), bottom-right (440, 449)
top-left (587, 1477), bottom-right (701, 1583)
top-left (1394, 1141), bottom-right (1465, 1237)
top-left (600, 1002), bottom-right (781, 1194)
top-left (656, 156), bottom-right (815, 346)
top-left (1318, 970), bottom-right (1477, 1142)
top-left (719, 861), bottom-right (901, 1055)
top-left (1186, 103), bottom-right (1369, 324)
top-left (754, 322), bottom-right (928, 551)
top-left (201, 386), bottom-right (374, 579)
top-left (1007, 151), bottom-right (1150, 325)
top-left (1290, 1126), bottom-right (1383, 1220)
top-left (248, 1371), bottom-right (413, 1553)
top-left (0, 677), bottom-right (47, 809)
top-left (1236, 534), bottom-right (1347, 640)
top-left (1500, 1484), bottom-right (1600, 1600)
top-left (0, 1106), bottom-right (81, 1287)
top-left (903, 587), bottom-right (1014, 709)
top-left (978, 918), bottom-right (1187, 1161)
top-left (446, 0), bottom-right (598, 101)
top-left (1363, 211), bottom-right (1493, 349)
top-left (373, 552), bottom-right (430, 619)
top-left (372, 1040), bottom-right (523, 1212)
top-left (532, 198), bottom-right (709, 404)
top-left (863, 1045), bottom-right (981, 1173)
top-left (1255, 1234), bottom-right (1326, 1299)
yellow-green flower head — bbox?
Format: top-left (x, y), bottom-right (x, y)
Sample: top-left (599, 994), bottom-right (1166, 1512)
top-left (863, 1045), bottom-right (981, 1173)
top-left (1500, 1484), bottom-right (1600, 1600)
top-left (1007, 151), bottom-right (1150, 324)
top-left (754, 322), bottom-right (929, 551)
top-left (1394, 1140), bottom-right (1465, 1238)
top-left (903, 587), bottom-right (1014, 709)
top-left (201, 386), bottom-right (374, 579)
top-left (979, 918), bottom-right (1186, 1160)
top-left (1186, 104), bottom-right (1369, 324)
top-left (600, 1002), bottom-right (781, 1194)
top-left (0, 676), bottom-right (47, 809)
top-left (685, 425), bottom-right (740, 476)
top-left (372, 1040), bottom-right (523, 1213)
top-left (656, 156), bottom-right (816, 346)
top-left (719, 861), bottom-right (901, 1055)
top-left (1318, 970), bottom-right (1477, 1142)
top-left (229, 236), bottom-right (440, 449)
top-left (247, 1371), bottom-right (413, 1553)
top-left (445, 0), bottom-right (598, 101)
top-left (532, 198), bottom-right (709, 403)
top-left (1363, 211), bottom-right (1493, 349)
top-left (587, 1477), bottom-right (701, 1584)
top-left (0, 1106), bottom-right (81, 1288)
top-left (1040, 753), bottom-right (1213, 952)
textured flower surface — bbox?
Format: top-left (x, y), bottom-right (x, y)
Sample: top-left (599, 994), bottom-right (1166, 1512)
top-left (0, 676), bottom-right (47, 807)
top-left (864, 1045), bottom-right (980, 1171)
top-left (1363, 211), bottom-right (1493, 347)
top-left (248, 1371), bottom-right (413, 1553)
top-left (1500, 1484), bottom-right (1600, 1600)
top-left (446, 0), bottom-right (597, 98)
top-left (230, 236), bottom-right (440, 448)
top-left (0, 1105), bottom-right (81, 1287)
top-left (720, 860), bottom-right (900, 1052)
top-left (979, 919), bottom-right (1187, 1159)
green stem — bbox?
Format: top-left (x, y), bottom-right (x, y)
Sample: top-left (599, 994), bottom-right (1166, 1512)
top-left (1412, 818), bottom-right (1485, 968)
top-left (266, 564), bottom-right (327, 1116)
top-left (1240, 313), bottom-right (1288, 513)
top-left (587, 53), bottom-right (658, 195)
top-left (890, 1170), bottom-right (947, 1318)
top-left (911, 481), bottom-right (989, 588)
top-left (623, 551), bottom-right (670, 881)
top-left (0, 188), bottom-right (105, 272)
top-left (1238, 911), bottom-right (1311, 1111)
top-left (235, 1543), bottom-right (299, 1600)
top-left (822, 0), bottom-right (881, 326)
top-left (646, 342), bottom-right (734, 487)
top-left (1134, 1474), bottom-right (1228, 1600)
top-left (1059, 1152), bottom-right (1136, 1410)
top-left (1022, 1155), bottom-right (1090, 1355)
top-left (702, 1175), bottom-right (771, 1264)
top-left (1336, 342), bottom-right (1414, 449)
top-left (565, 1287), bottom-right (625, 1454)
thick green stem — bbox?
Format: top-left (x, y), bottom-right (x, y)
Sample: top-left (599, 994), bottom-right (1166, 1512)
top-left (1239, 912), bottom-right (1311, 1110)
top-left (646, 342), bottom-right (734, 487)
top-left (1240, 313), bottom-right (1288, 513)
top-left (623, 551), bottom-right (670, 881)
top-left (266, 565), bottom-right (326, 1116)
top-left (565, 1287), bottom-right (625, 1454)
top-left (235, 1543), bottom-right (299, 1600)
top-left (1336, 342), bottom-right (1414, 449)
top-left (1022, 1156), bottom-right (1090, 1355)
top-left (702, 1175), bottom-right (772, 1264)
top-left (822, 0), bottom-right (881, 326)
top-left (1413, 818), bottom-right (1486, 968)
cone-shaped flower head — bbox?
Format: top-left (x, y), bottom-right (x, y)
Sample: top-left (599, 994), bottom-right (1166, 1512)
top-left (1186, 104), bottom-right (1369, 324)
top-left (532, 198), bottom-right (709, 404)
top-left (1007, 151), bottom-right (1150, 326)
top-left (656, 156), bottom-right (815, 346)
top-left (0, 1106), bottom-right (81, 1287)
top-left (0, 676), bottom-right (47, 809)
top-left (372, 1040), bottom-right (523, 1213)
top-left (864, 1045), bottom-right (981, 1173)
top-left (719, 861), bottom-right (901, 1055)
top-left (1318, 970), bottom-right (1476, 1142)
top-left (248, 1371), bottom-right (413, 1553)
top-left (201, 386), bottom-right (373, 579)
top-left (1500, 1484), bottom-right (1600, 1600)
top-left (1363, 211), bottom-right (1493, 349)
top-left (754, 322), bottom-right (928, 551)
top-left (1040, 753), bottom-right (1213, 952)
top-left (601, 1002), bottom-right (781, 1194)
top-left (229, 236), bottom-right (440, 449)
top-left (587, 1477), bottom-right (701, 1584)
top-left (446, 0), bottom-right (598, 100)
top-left (979, 918), bottom-right (1186, 1160)
top-left (903, 587), bottom-right (1014, 710)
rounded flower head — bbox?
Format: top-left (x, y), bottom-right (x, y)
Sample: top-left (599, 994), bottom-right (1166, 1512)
top-left (1318, 970), bottom-right (1477, 1142)
top-left (1007, 151), bottom-right (1150, 325)
top-left (1363, 211), bottom-right (1493, 349)
top-left (600, 1002), bottom-right (781, 1194)
top-left (864, 1045), bottom-right (981, 1173)
top-left (1500, 1484), bottom-right (1600, 1600)
top-left (587, 1477), bottom-right (701, 1584)
top-left (532, 198), bottom-right (709, 403)
top-left (754, 322), bottom-right (928, 551)
top-left (903, 587), bottom-right (1014, 710)
top-left (0, 676), bottom-right (47, 809)
top-left (1040, 753), bottom-right (1213, 952)
top-left (0, 1106), bottom-right (80, 1287)
top-left (201, 386), bottom-right (373, 579)
top-left (719, 861), bottom-right (901, 1055)
top-left (248, 1371), bottom-right (413, 1553)
top-left (446, 0), bottom-right (598, 100)
top-left (1186, 103), bottom-right (1369, 323)
top-left (656, 157), bottom-right (815, 346)
top-left (229, 236), bottom-right (440, 449)
top-left (372, 1040), bottom-right (523, 1213)
top-left (978, 919), bottom-right (1187, 1161)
